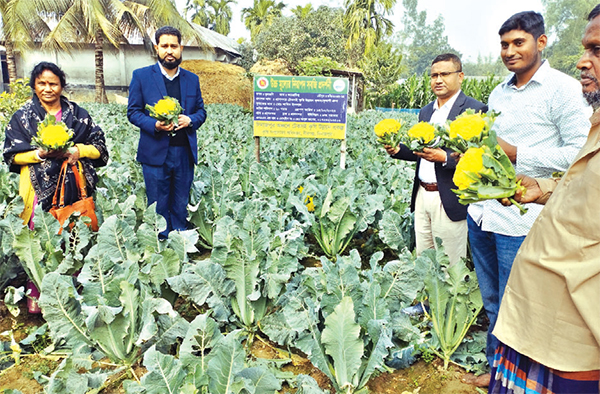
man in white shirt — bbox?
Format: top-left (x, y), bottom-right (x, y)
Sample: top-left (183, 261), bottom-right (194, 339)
top-left (465, 11), bottom-right (591, 384)
top-left (386, 53), bottom-right (487, 265)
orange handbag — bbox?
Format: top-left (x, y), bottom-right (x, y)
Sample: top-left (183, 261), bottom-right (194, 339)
top-left (49, 161), bottom-right (99, 234)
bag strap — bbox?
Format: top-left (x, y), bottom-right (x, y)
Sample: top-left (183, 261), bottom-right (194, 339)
top-left (70, 162), bottom-right (88, 199)
top-left (52, 161), bottom-right (69, 208)
top-left (52, 161), bottom-right (87, 208)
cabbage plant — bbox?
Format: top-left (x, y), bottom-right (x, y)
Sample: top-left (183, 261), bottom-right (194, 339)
top-left (310, 184), bottom-right (383, 261)
top-left (123, 315), bottom-right (281, 394)
top-left (421, 247), bottom-right (483, 369)
top-left (261, 251), bottom-right (429, 393)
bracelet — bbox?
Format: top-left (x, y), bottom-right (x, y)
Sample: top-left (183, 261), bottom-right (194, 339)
top-left (35, 150), bottom-right (46, 162)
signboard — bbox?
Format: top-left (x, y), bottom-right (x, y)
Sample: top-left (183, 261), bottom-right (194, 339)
top-left (253, 75), bottom-right (349, 139)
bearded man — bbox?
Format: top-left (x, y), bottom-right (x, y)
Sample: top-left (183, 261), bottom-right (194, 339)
top-left (127, 26), bottom-right (206, 239)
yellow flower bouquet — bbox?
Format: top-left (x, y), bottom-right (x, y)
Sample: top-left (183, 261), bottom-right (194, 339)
top-left (443, 110), bottom-right (497, 153)
top-left (452, 131), bottom-right (528, 215)
top-left (403, 121), bottom-right (443, 151)
top-left (145, 96), bottom-right (183, 126)
top-left (31, 114), bottom-right (74, 152)
top-left (374, 118), bottom-right (405, 148)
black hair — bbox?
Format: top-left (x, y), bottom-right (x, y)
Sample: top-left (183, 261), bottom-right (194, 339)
top-left (155, 26), bottom-right (182, 45)
top-left (588, 4), bottom-right (600, 21)
top-left (498, 11), bottom-right (545, 40)
top-left (432, 53), bottom-right (462, 71)
top-left (29, 61), bottom-right (67, 89)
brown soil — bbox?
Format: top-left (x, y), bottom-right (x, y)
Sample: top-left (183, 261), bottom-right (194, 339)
top-left (0, 355), bottom-right (47, 394)
top-left (368, 359), bottom-right (480, 394)
top-left (99, 365), bottom-right (148, 394)
top-left (0, 300), bottom-right (51, 394)
top-left (0, 303), bottom-right (45, 343)
top-left (250, 336), bottom-right (335, 393)
top-left (0, 299), bottom-right (484, 394)
top-left (250, 335), bottom-right (481, 394)
top-left (181, 59), bottom-right (253, 110)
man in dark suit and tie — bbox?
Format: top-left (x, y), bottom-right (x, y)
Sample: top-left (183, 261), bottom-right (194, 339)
top-left (127, 26), bottom-right (207, 239)
top-left (385, 53), bottom-right (487, 264)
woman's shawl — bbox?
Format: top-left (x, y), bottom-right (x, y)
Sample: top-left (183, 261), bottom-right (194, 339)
top-left (3, 95), bottom-right (109, 211)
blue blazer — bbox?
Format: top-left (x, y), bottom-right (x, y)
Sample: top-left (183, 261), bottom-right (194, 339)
top-left (127, 63), bottom-right (207, 166)
top-left (393, 91), bottom-right (487, 221)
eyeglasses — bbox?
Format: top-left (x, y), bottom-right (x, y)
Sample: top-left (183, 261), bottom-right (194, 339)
top-left (430, 71), bottom-right (462, 79)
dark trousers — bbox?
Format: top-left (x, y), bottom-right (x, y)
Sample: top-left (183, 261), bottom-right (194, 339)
top-left (142, 145), bottom-right (194, 239)
top-left (467, 216), bottom-right (526, 368)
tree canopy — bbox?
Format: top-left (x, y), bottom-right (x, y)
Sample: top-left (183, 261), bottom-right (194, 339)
top-left (359, 39), bottom-right (403, 101)
top-left (254, 6), bottom-right (348, 71)
top-left (462, 55), bottom-right (508, 77)
top-left (186, 0), bottom-right (236, 36)
top-left (0, 0), bottom-right (52, 85)
top-left (396, 0), bottom-right (459, 77)
top-left (543, 0), bottom-right (597, 77)
top-left (343, 0), bottom-right (396, 56)
top-left (241, 0), bottom-right (285, 41)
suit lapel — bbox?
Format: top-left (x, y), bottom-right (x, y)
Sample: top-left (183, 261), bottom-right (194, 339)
top-left (179, 70), bottom-right (189, 114)
top-left (421, 103), bottom-right (435, 122)
top-left (447, 91), bottom-right (467, 121)
top-left (152, 63), bottom-right (168, 98)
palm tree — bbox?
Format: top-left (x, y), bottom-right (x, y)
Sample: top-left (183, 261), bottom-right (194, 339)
top-left (291, 3), bottom-right (313, 19)
top-left (206, 0), bottom-right (236, 36)
top-left (44, 0), bottom-right (205, 103)
top-left (184, 0), bottom-right (209, 27)
top-left (343, 0), bottom-right (395, 55)
top-left (127, 0), bottom-right (205, 40)
top-left (42, 0), bottom-right (146, 103)
top-left (241, 0), bottom-right (285, 41)
top-left (0, 0), bottom-right (55, 86)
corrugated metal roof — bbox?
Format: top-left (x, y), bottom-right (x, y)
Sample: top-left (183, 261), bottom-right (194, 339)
top-left (191, 24), bottom-right (240, 57)
top-left (135, 23), bottom-right (240, 57)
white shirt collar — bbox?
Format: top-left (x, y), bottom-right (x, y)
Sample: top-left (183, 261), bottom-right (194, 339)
top-left (433, 89), bottom-right (462, 111)
top-left (157, 61), bottom-right (180, 81)
top-left (503, 59), bottom-right (550, 89)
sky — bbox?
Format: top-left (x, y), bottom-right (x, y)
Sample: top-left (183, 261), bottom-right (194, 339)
top-left (175, 0), bottom-right (545, 62)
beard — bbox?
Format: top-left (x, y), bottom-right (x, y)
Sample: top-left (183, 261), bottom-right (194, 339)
top-left (584, 90), bottom-right (600, 111)
top-left (158, 53), bottom-right (182, 70)
top-left (581, 71), bottom-right (600, 110)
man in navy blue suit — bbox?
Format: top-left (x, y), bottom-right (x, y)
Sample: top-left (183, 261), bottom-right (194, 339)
top-left (128, 26), bottom-right (207, 239)
top-left (385, 53), bottom-right (487, 265)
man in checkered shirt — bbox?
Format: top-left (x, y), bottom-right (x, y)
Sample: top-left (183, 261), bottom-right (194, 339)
top-left (465, 10), bottom-right (592, 383)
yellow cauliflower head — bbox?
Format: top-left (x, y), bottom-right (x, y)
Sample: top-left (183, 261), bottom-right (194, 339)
top-left (449, 113), bottom-right (486, 140)
top-left (453, 147), bottom-right (485, 190)
top-left (154, 98), bottom-right (177, 115)
top-left (374, 119), bottom-right (403, 137)
top-left (407, 121), bottom-right (436, 143)
top-left (38, 124), bottom-right (71, 146)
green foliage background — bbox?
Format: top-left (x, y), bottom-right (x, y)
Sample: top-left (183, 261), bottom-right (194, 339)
top-left (543, 0), bottom-right (598, 77)
top-left (254, 6), bottom-right (349, 72)
top-left (369, 74), bottom-right (502, 109)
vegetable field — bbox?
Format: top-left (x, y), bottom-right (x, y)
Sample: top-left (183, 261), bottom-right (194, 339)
top-left (0, 103), bottom-right (486, 393)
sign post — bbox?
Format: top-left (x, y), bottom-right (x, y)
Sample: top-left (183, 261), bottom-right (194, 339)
top-left (253, 75), bottom-right (349, 167)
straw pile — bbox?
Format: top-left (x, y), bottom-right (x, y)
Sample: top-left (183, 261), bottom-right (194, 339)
top-left (181, 59), bottom-right (253, 110)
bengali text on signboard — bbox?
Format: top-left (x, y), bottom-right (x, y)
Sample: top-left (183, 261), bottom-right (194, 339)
top-left (253, 75), bottom-right (348, 139)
